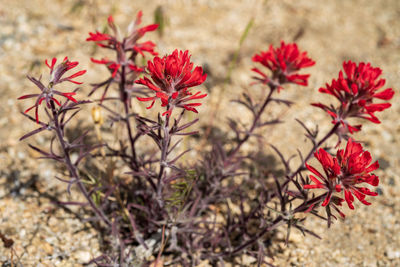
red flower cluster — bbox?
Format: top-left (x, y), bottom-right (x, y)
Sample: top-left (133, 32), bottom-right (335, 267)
top-left (252, 41), bottom-right (315, 89)
top-left (304, 138), bottom-right (379, 218)
top-left (46, 57), bottom-right (86, 86)
top-left (136, 49), bottom-right (207, 116)
top-left (312, 61), bottom-right (394, 133)
top-left (18, 57), bottom-right (85, 123)
top-left (87, 12), bottom-right (158, 79)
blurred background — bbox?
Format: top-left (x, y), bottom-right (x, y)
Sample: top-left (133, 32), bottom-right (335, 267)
top-left (1, 0), bottom-right (400, 265)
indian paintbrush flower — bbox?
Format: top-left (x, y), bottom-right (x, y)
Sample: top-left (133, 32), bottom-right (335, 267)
top-left (304, 138), bottom-right (379, 218)
top-left (251, 41), bottom-right (315, 89)
top-left (18, 57), bottom-right (86, 123)
top-left (87, 12), bottom-right (158, 80)
top-left (136, 49), bottom-right (207, 117)
top-left (312, 61), bottom-right (395, 134)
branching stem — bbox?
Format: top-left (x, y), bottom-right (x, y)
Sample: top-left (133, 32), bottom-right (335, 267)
top-left (227, 83), bottom-right (277, 161)
top-left (50, 101), bottom-right (111, 226)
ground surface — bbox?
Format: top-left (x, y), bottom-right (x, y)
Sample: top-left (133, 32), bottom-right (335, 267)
top-left (1, 0), bottom-right (400, 266)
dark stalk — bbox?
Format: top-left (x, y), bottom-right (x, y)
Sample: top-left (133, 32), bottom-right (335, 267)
top-left (157, 107), bottom-right (171, 203)
top-left (227, 84), bottom-right (276, 161)
top-left (219, 123), bottom-right (340, 257)
top-left (288, 122), bottom-right (340, 180)
top-left (49, 101), bottom-right (111, 226)
top-left (218, 216), bottom-right (285, 257)
top-left (119, 64), bottom-right (138, 171)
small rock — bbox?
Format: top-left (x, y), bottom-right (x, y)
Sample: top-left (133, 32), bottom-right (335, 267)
top-left (19, 229), bottom-right (26, 238)
top-left (386, 248), bottom-right (400, 260)
top-left (289, 231), bottom-right (303, 243)
top-left (149, 259), bottom-right (164, 267)
top-left (41, 242), bottom-right (54, 255)
top-left (241, 254), bottom-right (256, 265)
top-left (76, 251), bottom-right (91, 262)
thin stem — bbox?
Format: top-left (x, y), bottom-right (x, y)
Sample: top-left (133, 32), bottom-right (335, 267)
top-left (155, 225), bottom-right (166, 264)
top-left (294, 194), bottom-right (326, 213)
top-left (219, 123), bottom-right (340, 257)
top-left (50, 101), bottom-right (111, 226)
top-left (227, 84), bottom-right (276, 161)
top-left (218, 216), bottom-right (285, 257)
top-left (157, 109), bottom-right (171, 202)
top-left (119, 64), bottom-right (139, 171)
top-left (288, 122), bottom-right (340, 180)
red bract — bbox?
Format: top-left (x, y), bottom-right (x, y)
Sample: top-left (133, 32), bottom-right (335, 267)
top-left (18, 57), bottom-right (85, 123)
top-left (133, 41), bottom-right (157, 57)
top-left (252, 41), bottom-right (315, 89)
top-left (90, 58), bottom-right (121, 78)
top-left (136, 49), bottom-right (207, 116)
top-left (312, 61), bottom-right (395, 133)
top-left (46, 57), bottom-right (86, 85)
top-left (304, 138), bottom-right (379, 218)
top-left (87, 12), bottom-right (160, 106)
top-left (86, 31), bottom-right (111, 43)
top-left (86, 12), bottom-right (158, 54)
top-left (87, 12), bottom-right (158, 82)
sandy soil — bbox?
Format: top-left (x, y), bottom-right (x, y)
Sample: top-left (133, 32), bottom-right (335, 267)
top-left (1, 0), bottom-right (400, 266)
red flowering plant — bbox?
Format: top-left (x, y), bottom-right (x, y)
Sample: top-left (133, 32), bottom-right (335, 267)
top-left (224, 42), bottom-right (315, 162)
top-left (18, 58), bottom-right (110, 228)
top-left (281, 61), bottom-right (394, 229)
top-left (18, 57), bottom-right (85, 123)
top-left (16, 12), bottom-right (395, 267)
top-left (136, 49), bottom-right (207, 117)
top-left (312, 61), bottom-right (394, 136)
top-left (87, 11), bottom-right (158, 102)
top-left (252, 41), bottom-right (315, 90)
top-left (303, 138), bottom-right (379, 224)
top-left (86, 12), bottom-right (159, 175)
top-left (132, 49), bottom-right (207, 217)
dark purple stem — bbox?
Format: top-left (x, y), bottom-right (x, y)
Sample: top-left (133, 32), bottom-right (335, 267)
top-left (50, 101), bottom-right (111, 226)
top-left (219, 216), bottom-right (285, 257)
top-left (157, 108), bottom-right (171, 203)
top-left (288, 122), bottom-right (340, 180)
top-left (119, 64), bottom-right (139, 171)
top-left (220, 122), bottom-right (340, 257)
top-left (227, 84), bottom-right (277, 161)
